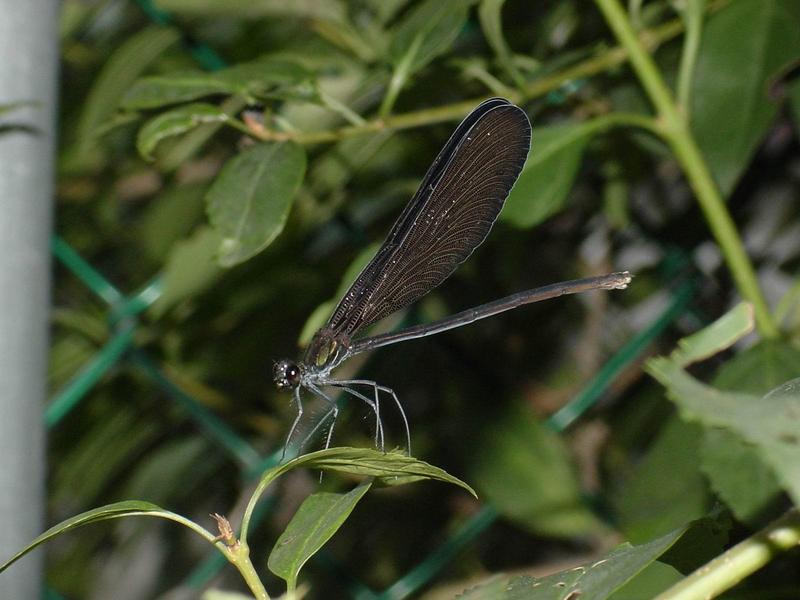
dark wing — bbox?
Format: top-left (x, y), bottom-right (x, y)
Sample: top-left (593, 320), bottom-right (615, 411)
top-left (325, 98), bottom-right (531, 339)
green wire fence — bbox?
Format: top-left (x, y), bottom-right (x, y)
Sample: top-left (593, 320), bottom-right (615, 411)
top-left (44, 3), bottom-right (699, 598)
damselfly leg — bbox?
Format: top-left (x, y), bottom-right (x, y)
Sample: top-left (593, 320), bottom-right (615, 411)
top-left (329, 383), bottom-right (385, 451)
top-left (332, 379), bottom-right (411, 455)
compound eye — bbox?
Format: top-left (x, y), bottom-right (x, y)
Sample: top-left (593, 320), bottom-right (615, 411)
top-left (286, 364), bottom-right (301, 385)
top-left (274, 360), bottom-right (301, 389)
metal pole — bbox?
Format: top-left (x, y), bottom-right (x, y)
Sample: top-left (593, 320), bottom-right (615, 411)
top-left (0, 1), bottom-right (59, 596)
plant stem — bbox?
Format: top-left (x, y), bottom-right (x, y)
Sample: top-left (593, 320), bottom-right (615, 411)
top-left (654, 508), bottom-right (800, 600)
top-left (675, 0), bottom-right (706, 117)
top-left (226, 542), bottom-right (271, 600)
top-left (593, 0), bottom-right (779, 339)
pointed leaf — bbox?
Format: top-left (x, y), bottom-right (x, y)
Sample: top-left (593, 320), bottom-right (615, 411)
top-left (0, 501), bottom-right (214, 574)
top-left (268, 481), bottom-right (372, 587)
top-left (667, 302), bottom-right (754, 368)
top-left (206, 141), bottom-right (306, 267)
top-left (137, 103), bottom-right (229, 161)
top-left (260, 447), bottom-right (476, 497)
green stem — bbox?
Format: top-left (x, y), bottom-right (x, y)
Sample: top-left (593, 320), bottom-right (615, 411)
top-left (379, 34), bottom-right (422, 118)
top-left (654, 508), bottom-right (800, 600)
top-left (593, 0), bottom-right (779, 339)
top-left (675, 0), bottom-right (706, 116)
top-left (245, 1), bottom-right (729, 146)
top-left (226, 542), bottom-right (270, 600)
top-left (240, 472), bottom-right (278, 545)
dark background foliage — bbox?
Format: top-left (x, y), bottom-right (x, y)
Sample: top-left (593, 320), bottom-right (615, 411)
top-left (43, 0), bottom-right (800, 598)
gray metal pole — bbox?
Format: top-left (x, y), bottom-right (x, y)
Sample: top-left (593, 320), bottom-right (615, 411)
top-left (0, 1), bottom-right (59, 596)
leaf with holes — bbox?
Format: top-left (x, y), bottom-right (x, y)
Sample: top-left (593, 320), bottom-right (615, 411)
top-left (458, 522), bottom-right (689, 599)
top-left (206, 141), bottom-right (306, 267)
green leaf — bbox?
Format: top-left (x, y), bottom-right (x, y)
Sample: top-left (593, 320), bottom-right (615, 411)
top-left (150, 226), bottom-right (224, 317)
top-left (77, 26), bottom-right (180, 151)
top-left (646, 305), bottom-right (800, 507)
top-left (457, 523), bottom-right (689, 599)
top-left (259, 447), bottom-right (476, 497)
top-left (691, 0), bottom-right (800, 195)
top-left (268, 481), bottom-right (372, 588)
top-left (206, 141), bottom-right (306, 267)
top-left (121, 57), bottom-right (314, 110)
top-left (501, 121), bottom-right (597, 228)
top-left (612, 416), bottom-right (709, 543)
top-left (155, 0), bottom-right (346, 20)
top-left (156, 96), bottom-right (247, 173)
top-left (388, 0), bottom-right (472, 76)
top-left (0, 501), bottom-right (213, 574)
top-left (699, 341), bottom-right (800, 522)
top-left (469, 404), bottom-right (601, 537)
top-left (608, 561), bottom-right (683, 600)
top-left (666, 302), bottom-right (754, 368)
top-left (700, 429), bottom-right (782, 522)
top-left (713, 339), bottom-right (800, 394)
top-left (136, 103), bottom-right (229, 161)
top-left (138, 182), bottom-right (208, 263)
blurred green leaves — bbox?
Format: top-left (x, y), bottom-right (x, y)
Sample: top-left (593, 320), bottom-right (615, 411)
top-left (501, 121), bottom-right (597, 228)
top-left (388, 0), bottom-right (473, 76)
top-left (75, 26), bottom-right (180, 164)
top-left (121, 56), bottom-right (315, 109)
top-left (470, 404), bottom-right (601, 537)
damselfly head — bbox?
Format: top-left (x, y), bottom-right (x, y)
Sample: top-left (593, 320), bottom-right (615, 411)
top-left (273, 359), bottom-right (301, 390)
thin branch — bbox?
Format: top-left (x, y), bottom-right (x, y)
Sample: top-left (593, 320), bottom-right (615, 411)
top-left (243, 0), bottom-right (730, 146)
